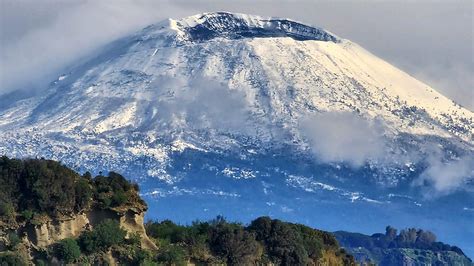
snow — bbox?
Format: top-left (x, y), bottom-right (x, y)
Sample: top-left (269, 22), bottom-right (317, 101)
top-left (170, 12), bottom-right (339, 43)
top-left (171, 139), bottom-right (206, 152)
top-left (286, 175), bottom-right (384, 204)
top-left (141, 187), bottom-right (240, 198)
top-left (0, 11), bottom-right (472, 190)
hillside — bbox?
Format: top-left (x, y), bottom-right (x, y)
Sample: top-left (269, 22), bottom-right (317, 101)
top-left (0, 157), bottom-right (354, 265)
top-left (1, 157), bottom-right (472, 265)
top-left (334, 227), bottom-right (473, 265)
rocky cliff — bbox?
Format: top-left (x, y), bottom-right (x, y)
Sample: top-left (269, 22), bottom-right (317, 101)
top-left (0, 156), bottom-right (157, 264)
top-left (14, 208), bottom-right (157, 250)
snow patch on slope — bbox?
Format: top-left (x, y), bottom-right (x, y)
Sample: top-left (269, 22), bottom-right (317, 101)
top-left (0, 12), bottom-right (472, 195)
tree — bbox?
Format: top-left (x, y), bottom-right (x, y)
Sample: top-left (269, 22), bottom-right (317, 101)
top-left (0, 201), bottom-right (15, 220)
top-left (385, 226), bottom-right (397, 240)
top-left (74, 178), bottom-right (92, 211)
top-left (407, 228), bottom-right (418, 243)
top-left (208, 222), bottom-right (262, 265)
top-left (417, 230), bottom-right (436, 244)
top-left (145, 220), bottom-right (187, 243)
top-left (248, 217), bottom-right (309, 265)
top-left (295, 224), bottom-right (325, 260)
top-left (56, 238), bottom-right (81, 263)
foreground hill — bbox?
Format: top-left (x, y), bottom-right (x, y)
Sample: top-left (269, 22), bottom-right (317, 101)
top-left (1, 157), bottom-right (471, 265)
top-left (0, 157), bottom-right (354, 265)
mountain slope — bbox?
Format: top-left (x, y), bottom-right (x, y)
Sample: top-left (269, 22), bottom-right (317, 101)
top-left (0, 11), bottom-right (473, 258)
top-left (1, 12), bottom-right (472, 156)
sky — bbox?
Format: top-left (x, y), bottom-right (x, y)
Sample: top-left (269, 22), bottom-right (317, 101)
top-left (0, 0), bottom-right (472, 110)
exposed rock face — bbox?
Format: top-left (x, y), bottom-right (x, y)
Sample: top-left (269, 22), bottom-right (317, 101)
top-left (119, 210), bottom-right (157, 250)
top-left (18, 208), bottom-right (157, 250)
top-left (26, 213), bottom-right (89, 247)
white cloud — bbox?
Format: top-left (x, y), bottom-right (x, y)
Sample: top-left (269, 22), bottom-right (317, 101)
top-left (0, 0), bottom-right (196, 94)
top-left (415, 150), bottom-right (474, 195)
top-left (154, 76), bottom-right (253, 134)
top-left (300, 112), bottom-right (474, 195)
top-left (299, 112), bottom-right (386, 167)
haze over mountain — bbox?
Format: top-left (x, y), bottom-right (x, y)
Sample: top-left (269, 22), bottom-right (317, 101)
top-left (0, 12), bottom-right (473, 257)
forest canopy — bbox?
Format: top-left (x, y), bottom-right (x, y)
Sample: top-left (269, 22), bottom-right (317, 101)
top-left (0, 156), bottom-right (143, 224)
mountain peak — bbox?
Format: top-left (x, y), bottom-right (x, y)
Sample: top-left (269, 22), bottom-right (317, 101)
top-left (165, 12), bottom-right (340, 42)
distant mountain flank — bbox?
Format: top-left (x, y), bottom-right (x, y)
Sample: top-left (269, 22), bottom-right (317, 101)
top-left (1, 12), bottom-right (471, 183)
top-left (334, 227), bottom-right (472, 266)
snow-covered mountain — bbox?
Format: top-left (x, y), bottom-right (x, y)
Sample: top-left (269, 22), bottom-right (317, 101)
top-left (0, 12), bottom-right (473, 255)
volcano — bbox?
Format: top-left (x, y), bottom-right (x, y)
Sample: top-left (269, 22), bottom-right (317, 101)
top-left (0, 12), bottom-right (473, 256)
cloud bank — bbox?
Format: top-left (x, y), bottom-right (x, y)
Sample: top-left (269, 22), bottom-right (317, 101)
top-left (414, 150), bottom-right (474, 196)
top-left (153, 76), bottom-right (253, 135)
top-left (300, 111), bottom-right (474, 195)
top-left (300, 112), bottom-right (385, 167)
top-left (0, 0), bottom-right (195, 95)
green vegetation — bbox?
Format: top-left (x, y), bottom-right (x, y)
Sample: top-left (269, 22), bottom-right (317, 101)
top-left (145, 215), bottom-right (355, 265)
top-left (2, 213), bottom-right (354, 265)
top-left (79, 219), bottom-right (127, 252)
top-left (6, 232), bottom-right (21, 249)
top-left (55, 238), bottom-right (81, 263)
top-left (1, 157), bottom-right (470, 265)
top-left (334, 226), bottom-right (472, 265)
top-left (0, 157), bottom-right (148, 265)
top-left (0, 252), bottom-right (27, 266)
top-left (0, 156), bottom-right (144, 225)
top-left (0, 157), bottom-right (355, 265)
top-left (336, 226), bottom-right (465, 256)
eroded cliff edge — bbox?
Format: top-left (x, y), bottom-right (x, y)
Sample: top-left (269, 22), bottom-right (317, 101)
top-left (0, 156), bottom-right (156, 264)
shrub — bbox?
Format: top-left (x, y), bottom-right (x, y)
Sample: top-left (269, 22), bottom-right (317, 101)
top-left (156, 244), bottom-right (187, 265)
top-left (132, 249), bottom-right (153, 265)
top-left (0, 201), bottom-right (14, 220)
top-left (0, 252), bottom-right (27, 266)
top-left (111, 190), bottom-right (128, 207)
top-left (127, 232), bottom-right (142, 247)
top-left (94, 219), bottom-right (126, 247)
top-left (56, 238), bottom-right (81, 263)
top-left (208, 224), bottom-right (262, 265)
top-left (79, 219), bottom-right (126, 252)
top-left (7, 232), bottom-right (21, 249)
top-left (93, 172), bottom-right (136, 209)
top-left (145, 220), bottom-right (187, 243)
top-left (35, 259), bottom-right (48, 266)
top-left (20, 209), bottom-right (34, 221)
